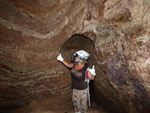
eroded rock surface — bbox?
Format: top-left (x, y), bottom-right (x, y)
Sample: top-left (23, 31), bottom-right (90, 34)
top-left (94, 0), bottom-right (150, 112)
top-left (0, 0), bottom-right (150, 113)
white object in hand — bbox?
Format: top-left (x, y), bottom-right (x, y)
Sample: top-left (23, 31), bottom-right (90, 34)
top-left (57, 54), bottom-right (64, 62)
top-left (87, 65), bottom-right (96, 76)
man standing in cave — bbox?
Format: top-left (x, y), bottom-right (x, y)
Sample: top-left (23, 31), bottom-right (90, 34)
top-left (57, 50), bottom-right (96, 113)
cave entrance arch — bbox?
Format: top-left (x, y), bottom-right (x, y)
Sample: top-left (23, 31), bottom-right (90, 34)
top-left (60, 34), bottom-right (97, 66)
top-left (60, 34), bottom-right (97, 103)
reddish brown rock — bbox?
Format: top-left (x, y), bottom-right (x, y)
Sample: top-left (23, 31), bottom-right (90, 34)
top-left (0, 0), bottom-right (150, 113)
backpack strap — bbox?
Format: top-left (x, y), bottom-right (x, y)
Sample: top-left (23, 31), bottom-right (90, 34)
top-left (85, 69), bottom-right (90, 83)
top-left (85, 68), bottom-right (90, 106)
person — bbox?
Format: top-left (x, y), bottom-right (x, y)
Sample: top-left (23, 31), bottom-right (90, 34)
top-left (57, 50), bottom-right (96, 113)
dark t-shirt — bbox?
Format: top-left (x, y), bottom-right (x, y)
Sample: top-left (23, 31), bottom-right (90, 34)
top-left (71, 64), bottom-right (88, 90)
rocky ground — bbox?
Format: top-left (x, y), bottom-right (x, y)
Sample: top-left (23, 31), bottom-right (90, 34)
top-left (13, 96), bottom-right (106, 113)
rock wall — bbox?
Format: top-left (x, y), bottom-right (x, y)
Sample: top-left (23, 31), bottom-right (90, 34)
top-left (94, 0), bottom-right (150, 112)
top-left (0, 0), bottom-right (90, 109)
top-left (0, 0), bottom-right (150, 113)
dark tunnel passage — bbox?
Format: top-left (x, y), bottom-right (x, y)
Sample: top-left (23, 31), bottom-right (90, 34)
top-left (58, 34), bottom-right (116, 113)
top-left (60, 34), bottom-right (98, 104)
top-left (60, 34), bottom-right (97, 69)
top-left (58, 34), bottom-right (123, 113)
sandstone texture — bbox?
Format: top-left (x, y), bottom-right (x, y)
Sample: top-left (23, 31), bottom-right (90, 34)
top-left (0, 0), bottom-right (150, 113)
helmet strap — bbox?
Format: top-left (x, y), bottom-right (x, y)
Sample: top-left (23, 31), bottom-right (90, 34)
top-left (78, 56), bottom-right (86, 63)
top-left (78, 56), bottom-right (82, 63)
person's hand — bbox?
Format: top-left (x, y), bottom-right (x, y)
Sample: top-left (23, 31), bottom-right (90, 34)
top-left (87, 65), bottom-right (96, 76)
top-left (57, 54), bottom-right (64, 62)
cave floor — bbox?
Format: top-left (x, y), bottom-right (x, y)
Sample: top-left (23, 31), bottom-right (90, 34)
top-left (13, 96), bottom-right (107, 113)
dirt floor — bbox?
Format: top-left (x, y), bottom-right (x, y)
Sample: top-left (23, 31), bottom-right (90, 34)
top-left (13, 96), bottom-right (107, 113)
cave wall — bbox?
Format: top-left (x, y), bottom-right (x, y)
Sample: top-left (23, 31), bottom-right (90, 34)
top-left (0, 0), bottom-right (91, 108)
top-left (94, 0), bottom-right (150, 112)
top-left (0, 0), bottom-right (150, 113)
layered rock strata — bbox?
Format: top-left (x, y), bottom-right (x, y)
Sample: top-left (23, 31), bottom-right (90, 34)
top-left (0, 0), bottom-right (150, 113)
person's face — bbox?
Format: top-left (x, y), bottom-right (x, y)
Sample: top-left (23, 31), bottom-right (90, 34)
top-left (75, 56), bottom-right (79, 62)
top-left (75, 56), bottom-right (84, 62)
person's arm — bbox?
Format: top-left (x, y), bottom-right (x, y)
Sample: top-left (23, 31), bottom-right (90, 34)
top-left (57, 53), bottom-right (73, 68)
top-left (62, 61), bottom-right (73, 68)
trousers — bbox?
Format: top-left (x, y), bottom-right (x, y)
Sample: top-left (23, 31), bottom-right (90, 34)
top-left (72, 88), bottom-right (88, 113)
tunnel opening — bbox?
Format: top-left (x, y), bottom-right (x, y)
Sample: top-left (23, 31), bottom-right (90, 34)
top-left (59, 34), bottom-right (134, 113)
top-left (60, 34), bottom-right (98, 105)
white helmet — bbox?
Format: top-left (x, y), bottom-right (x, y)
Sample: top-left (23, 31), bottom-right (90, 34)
top-left (74, 50), bottom-right (90, 60)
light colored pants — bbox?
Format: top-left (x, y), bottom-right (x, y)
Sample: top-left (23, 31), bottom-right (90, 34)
top-left (72, 88), bottom-right (88, 113)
